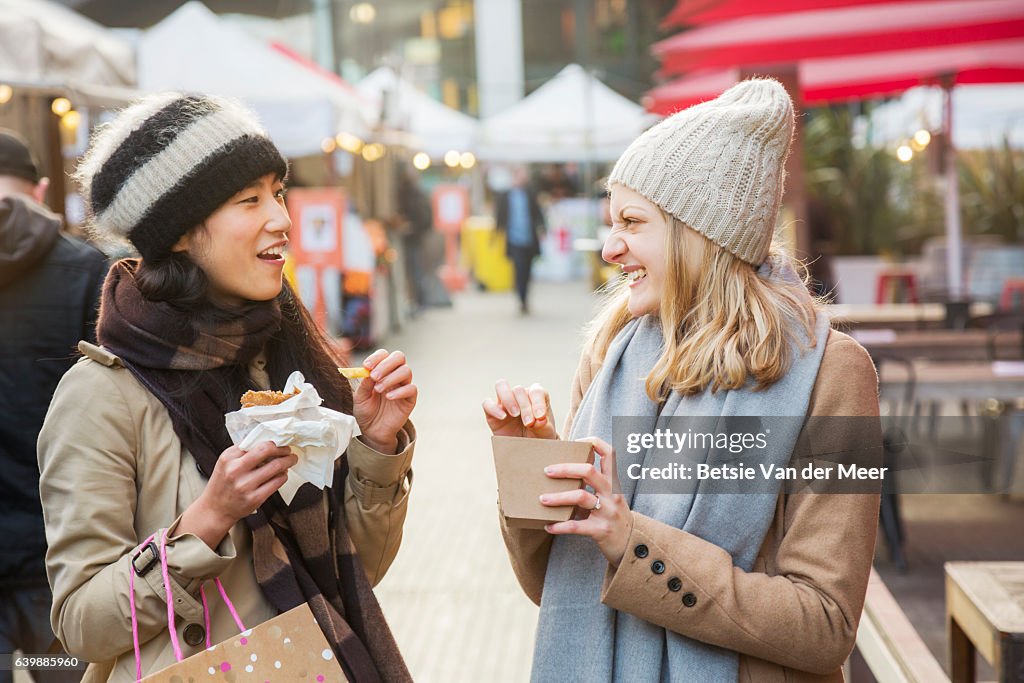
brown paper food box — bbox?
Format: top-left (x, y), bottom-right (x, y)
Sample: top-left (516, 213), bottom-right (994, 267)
top-left (140, 603), bottom-right (347, 682)
top-left (492, 436), bottom-right (595, 529)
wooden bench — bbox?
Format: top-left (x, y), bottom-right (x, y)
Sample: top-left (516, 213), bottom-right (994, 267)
top-left (945, 562), bottom-right (1024, 682)
top-left (851, 568), bottom-right (949, 682)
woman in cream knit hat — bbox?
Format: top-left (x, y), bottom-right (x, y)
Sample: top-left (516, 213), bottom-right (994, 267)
top-left (485, 79), bottom-right (881, 682)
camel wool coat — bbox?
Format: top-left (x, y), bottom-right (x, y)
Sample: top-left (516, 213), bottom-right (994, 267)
top-left (500, 329), bottom-right (881, 682)
top-left (38, 342), bottom-right (414, 682)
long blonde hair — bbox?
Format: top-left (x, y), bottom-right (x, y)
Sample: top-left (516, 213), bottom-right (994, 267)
top-left (584, 216), bottom-right (824, 401)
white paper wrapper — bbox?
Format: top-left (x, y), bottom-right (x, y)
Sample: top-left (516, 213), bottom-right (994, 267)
top-left (225, 371), bottom-right (360, 504)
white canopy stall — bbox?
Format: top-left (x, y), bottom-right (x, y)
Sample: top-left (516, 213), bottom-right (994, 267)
top-left (0, 0), bottom-right (139, 218)
top-left (0, 0), bottom-right (135, 88)
top-left (138, 1), bottom-right (370, 158)
top-left (356, 67), bottom-right (478, 160)
top-left (477, 64), bottom-right (651, 163)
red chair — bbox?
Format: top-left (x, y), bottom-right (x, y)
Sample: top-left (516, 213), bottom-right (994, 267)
top-left (875, 269), bottom-right (919, 304)
top-left (999, 278), bottom-right (1024, 311)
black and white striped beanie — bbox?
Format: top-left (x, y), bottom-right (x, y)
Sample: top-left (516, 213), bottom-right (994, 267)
top-left (76, 93), bottom-right (288, 260)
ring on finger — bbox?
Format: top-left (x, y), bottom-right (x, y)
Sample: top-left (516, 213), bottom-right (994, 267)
top-left (592, 494), bottom-right (602, 511)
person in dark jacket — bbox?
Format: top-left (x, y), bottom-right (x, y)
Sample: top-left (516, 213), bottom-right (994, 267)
top-left (494, 165), bottom-right (546, 314)
top-left (0, 129), bottom-right (107, 683)
top-left (397, 167), bottom-right (433, 313)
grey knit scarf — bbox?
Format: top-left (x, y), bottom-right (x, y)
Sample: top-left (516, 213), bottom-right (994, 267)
top-left (532, 260), bottom-right (830, 683)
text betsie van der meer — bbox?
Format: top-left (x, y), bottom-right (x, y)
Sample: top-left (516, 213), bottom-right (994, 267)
top-left (623, 428), bottom-right (887, 482)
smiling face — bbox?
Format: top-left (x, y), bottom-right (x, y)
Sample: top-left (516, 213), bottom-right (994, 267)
top-left (603, 184), bottom-right (672, 317)
top-left (173, 172), bottom-right (290, 305)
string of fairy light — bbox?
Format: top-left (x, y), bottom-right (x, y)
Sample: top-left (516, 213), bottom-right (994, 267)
top-left (0, 82), bottom-right (476, 176)
top-left (0, 87), bottom-right (83, 139)
top-left (320, 130), bottom-right (476, 172)
top-left (896, 128), bottom-right (933, 163)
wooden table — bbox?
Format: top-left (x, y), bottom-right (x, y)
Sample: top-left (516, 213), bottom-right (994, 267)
top-left (854, 329), bottom-right (1024, 362)
top-left (945, 562), bottom-right (1024, 682)
top-left (879, 360), bottom-right (1024, 497)
top-left (828, 303), bottom-right (995, 330)
top-left (879, 360), bottom-right (1024, 403)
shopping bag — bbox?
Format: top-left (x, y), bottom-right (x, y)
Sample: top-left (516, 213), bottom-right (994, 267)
top-left (131, 530), bottom-right (347, 682)
top-left (140, 603), bottom-right (345, 682)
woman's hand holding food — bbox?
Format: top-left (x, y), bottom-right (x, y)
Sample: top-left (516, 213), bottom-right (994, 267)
top-left (541, 437), bottom-right (633, 567)
top-left (483, 380), bottom-right (558, 440)
top-left (181, 441), bottom-right (297, 549)
top-left (352, 349), bottom-right (418, 455)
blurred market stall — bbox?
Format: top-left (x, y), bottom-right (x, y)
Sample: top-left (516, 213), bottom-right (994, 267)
top-left (356, 66), bottom-right (478, 163)
top-left (477, 63), bottom-right (650, 164)
top-left (0, 0), bottom-right (137, 216)
top-left (137, 1), bottom-right (370, 156)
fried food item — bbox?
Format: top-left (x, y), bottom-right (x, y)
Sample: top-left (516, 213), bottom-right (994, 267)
top-left (240, 388), bottom-right (299, 408)
top-left (338, 367), bottom-right (370, 379)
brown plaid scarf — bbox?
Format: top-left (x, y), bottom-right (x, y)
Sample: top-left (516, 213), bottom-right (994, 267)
top-left (97, 260), bottom-right (410, 682)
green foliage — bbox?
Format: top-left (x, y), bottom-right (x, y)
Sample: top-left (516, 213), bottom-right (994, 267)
top-left (958, 140), bottom-right (1024, 245)
top-left (803, 105), bottom-right (946, 257)
top-left (804, 104), bottom-right (1024, 256)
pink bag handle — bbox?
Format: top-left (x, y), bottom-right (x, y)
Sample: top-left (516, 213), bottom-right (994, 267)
top-left (129, 529), bottom-right (247, 682)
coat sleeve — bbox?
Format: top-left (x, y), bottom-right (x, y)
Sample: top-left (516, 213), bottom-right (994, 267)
top-left (599, 335), bottom-right (882, 675)
top-left (497, 351), bottom-right (597, 605)
top-left (38, 360), bottom-right (239, 662)
top-left (343, 424), bottom-right (415, 586)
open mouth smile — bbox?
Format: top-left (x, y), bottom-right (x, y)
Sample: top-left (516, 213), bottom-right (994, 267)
top-left (624, 267), bottom-right (648, 284)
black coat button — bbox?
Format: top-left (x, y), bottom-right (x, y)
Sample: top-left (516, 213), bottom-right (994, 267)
top-left (682, 592), bottom-right (698, 607)
top-left (634, 544), bottom-right (649, 559)
top-left (183, 622), bottom-right (206, 646)
top-left (651, 560), bottom-right (666, 574)
top-left (667, 577), bottom-right (682, 592)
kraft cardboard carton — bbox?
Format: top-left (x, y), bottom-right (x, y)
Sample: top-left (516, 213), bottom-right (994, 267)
top-left (492, 436), bottom-right (595, 529)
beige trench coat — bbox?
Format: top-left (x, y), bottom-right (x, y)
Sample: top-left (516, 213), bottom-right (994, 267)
top-left (500, 329), bottom-right (882, 682)
top-left (37, 342), bottom-right (414, 682)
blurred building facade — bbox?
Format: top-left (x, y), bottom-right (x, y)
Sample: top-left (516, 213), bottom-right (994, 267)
top-left (58, 0), bottom-right (672, 117)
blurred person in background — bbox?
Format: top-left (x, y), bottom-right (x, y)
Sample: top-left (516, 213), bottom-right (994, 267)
top-left (0, 128), bottom-right (107, 683)
top-left (495, 165), bottom-right (546, 315)
top-left (397, 166), bottom-right (433, 316)
top-left (484, 80), bottom-right (880, 682)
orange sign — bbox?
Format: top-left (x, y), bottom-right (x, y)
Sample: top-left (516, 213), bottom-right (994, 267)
top-left (285, 188), bottom-right (346, 330)
top-left (432, 184), bottom-right (469, 235)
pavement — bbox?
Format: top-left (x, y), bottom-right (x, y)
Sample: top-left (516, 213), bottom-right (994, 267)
top-left (365, 279), bottom-right (598, 683)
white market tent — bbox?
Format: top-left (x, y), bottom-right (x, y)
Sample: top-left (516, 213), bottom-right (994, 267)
top-left (477, 64), bottom-right (652, 163)
top-left (357, 67), bottom-right (478, 159)
top-left (137, 1), bottom-right (370, 158)
top-left (0, 0), bottom-right (135, 87)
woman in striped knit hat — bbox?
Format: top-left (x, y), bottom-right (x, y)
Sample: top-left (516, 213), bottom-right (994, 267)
top-left (38, 93), bottom-right (415, 682)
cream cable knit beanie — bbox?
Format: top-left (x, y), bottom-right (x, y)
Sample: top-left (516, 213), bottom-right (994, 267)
top-left (609, 78), bottom-right (794, 266)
